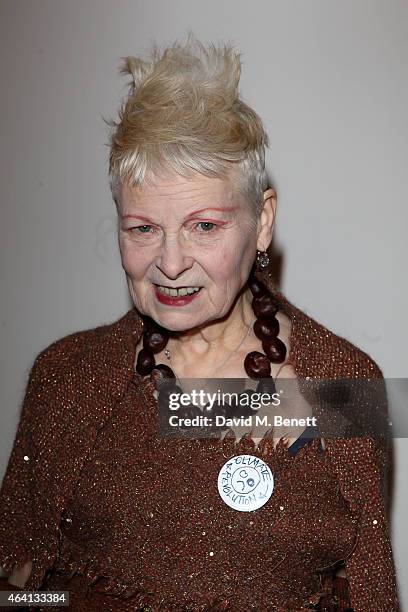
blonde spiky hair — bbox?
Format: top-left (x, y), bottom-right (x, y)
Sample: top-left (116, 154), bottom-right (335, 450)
top-left (106, 32), bottom-right (270, 212)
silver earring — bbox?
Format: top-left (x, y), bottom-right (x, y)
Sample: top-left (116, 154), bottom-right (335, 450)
top-left (256, 250), bottom-right (270, 269)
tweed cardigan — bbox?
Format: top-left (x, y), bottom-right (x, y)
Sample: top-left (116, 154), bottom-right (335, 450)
top-left (0, 278), bottom-right (400, 611)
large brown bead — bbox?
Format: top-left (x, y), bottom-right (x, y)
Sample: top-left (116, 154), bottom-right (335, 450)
top-left (247, 276), bottom-right (267, 297)
top-left (158, 384), bottom-right (182, 409)
top-left (143, 329), bottom-right (168, 353)
top-left (204, 401), bottom-right (233, 431)
top-left (136, 348), bottom-right (156, 375)
top-left (244, 351), bottom-right (271, 379)
top-left (177, 403), bottom-right (203, 423)
top-left (157, 384), bottom-right (182, 434)
top-left (262, 337), bottom-right (287, 363)
top-left (150, 364), bottom-right (175, 390)
top-left (254, 316), bottom-right (279, 340)
top-left (252, 294), bottom-right (278, 318)
top-left (256, 377), bottom-right (277, 395)
top-left (214, 401), bottom-right (236, 422)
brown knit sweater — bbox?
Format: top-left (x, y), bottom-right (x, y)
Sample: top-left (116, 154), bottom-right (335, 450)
top-left (0, 276), bottom-right (400, 611)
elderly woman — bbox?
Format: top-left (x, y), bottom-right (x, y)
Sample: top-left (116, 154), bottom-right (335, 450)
top-left (0, 35), bottom-right (399, 611)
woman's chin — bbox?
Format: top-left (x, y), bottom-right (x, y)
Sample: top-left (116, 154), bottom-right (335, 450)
top-left (149, 314), bottom-right (205, 333)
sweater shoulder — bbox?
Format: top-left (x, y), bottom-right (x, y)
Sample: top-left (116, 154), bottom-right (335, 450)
top-left (278, 293), bottom-right (384, 379)
top-left (31, 309), bottom-right (137, 377)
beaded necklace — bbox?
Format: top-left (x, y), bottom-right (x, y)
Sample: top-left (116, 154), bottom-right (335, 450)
top-left (136, 273), bottom-right (287, 427)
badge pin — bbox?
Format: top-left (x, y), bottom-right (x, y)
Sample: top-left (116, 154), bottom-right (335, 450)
top-left (217, 454), bottom-right (274, 512)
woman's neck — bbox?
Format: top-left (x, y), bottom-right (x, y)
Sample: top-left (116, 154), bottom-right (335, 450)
top-left (165, 285), bottom-right (254, 364)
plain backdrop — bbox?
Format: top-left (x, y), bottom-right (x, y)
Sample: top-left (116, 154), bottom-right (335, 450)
top-left (0, 0), bottom-right (407, 606)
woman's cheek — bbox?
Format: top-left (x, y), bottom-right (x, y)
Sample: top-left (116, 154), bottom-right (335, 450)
top-left (120, 245), bottom-right (146, 278)
top-left (218, 245), bottom-right (245, 277)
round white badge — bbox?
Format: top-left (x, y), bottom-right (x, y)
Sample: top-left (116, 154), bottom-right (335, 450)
top-left (217, 454), bottom-right (274, 512)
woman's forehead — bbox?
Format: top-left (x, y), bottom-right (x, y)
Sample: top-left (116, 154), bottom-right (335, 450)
top-left (118, 171), bottom-right (245, 211)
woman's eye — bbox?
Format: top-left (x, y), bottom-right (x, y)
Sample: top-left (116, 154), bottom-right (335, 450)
top-left (195, 222), bottom-right (216, 232)
top-left (131, 225), bottom-right (152, 233)
top-left (126, 223), bottom-right (217, 236)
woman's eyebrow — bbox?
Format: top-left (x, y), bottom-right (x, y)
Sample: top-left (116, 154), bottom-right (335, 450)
top-left (121, 206), bottom-right (238, 222)
top-left (185, 206), bottom-right (238, 217)
top-left (121, 214), bottom-right (155, 222)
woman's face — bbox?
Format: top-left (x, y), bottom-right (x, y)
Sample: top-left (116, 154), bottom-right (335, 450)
top-left (116, 170), bottom-right (270, 332)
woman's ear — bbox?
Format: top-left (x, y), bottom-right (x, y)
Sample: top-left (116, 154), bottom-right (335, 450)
top-left (257, 188), bottom-right (277, 251)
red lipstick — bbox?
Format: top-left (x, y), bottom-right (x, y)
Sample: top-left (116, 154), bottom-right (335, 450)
top-left (153, 285), bottom-right (202, 307)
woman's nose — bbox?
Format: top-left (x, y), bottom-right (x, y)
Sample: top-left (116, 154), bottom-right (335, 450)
top-left (155, 236), bottom-right (194, 279)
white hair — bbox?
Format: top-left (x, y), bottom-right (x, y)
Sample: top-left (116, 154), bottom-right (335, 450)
top-left (105, 32), bottom-right (270, 213)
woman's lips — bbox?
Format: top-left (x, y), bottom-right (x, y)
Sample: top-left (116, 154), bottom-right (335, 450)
top-left (153, 285), bottom-right (202, 306)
